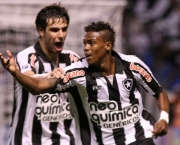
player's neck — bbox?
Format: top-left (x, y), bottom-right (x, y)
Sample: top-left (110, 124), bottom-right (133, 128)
top-left (97, 56), bottom-right (115, 76)
top-left (40, 42), bottom-right (59, 65)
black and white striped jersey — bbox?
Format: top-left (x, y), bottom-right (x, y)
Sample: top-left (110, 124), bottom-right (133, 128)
top-left (9, 41), bottom-right (82, 145)
top-left (53, 50), bottom-right (162, 145)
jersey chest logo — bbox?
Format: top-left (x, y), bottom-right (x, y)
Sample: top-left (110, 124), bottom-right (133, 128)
top-left (35, 93), bottom-right (73, 122)
top-left (122, 78), bottom-right (133, 92)
top-left (89, 101), bottom-right (139, 129)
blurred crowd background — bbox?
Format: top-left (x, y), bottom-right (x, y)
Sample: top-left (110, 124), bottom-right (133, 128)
top-left (0, 0), bottom-right (180, 144)
top-left (122, 0), bottom-right (180, 144)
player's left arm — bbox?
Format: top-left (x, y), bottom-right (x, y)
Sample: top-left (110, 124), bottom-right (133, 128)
top-left (128, 56), bottom-right (170, 137)
top-left (152, 89), bottom-right (169, 137)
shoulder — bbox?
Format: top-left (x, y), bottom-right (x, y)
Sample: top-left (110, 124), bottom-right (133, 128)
top-left (63, 57), bottom-right (88, 71)
top-left (17, 46), bottom-right (35, 56)
top-left (16, 46), bottom-right (37, 63)
top-left (118, 53), bottom-right (141, 63)
top-left (117, 53), bottom-right (147, 66)
top-left (61, 50), bottom-right (80, 63)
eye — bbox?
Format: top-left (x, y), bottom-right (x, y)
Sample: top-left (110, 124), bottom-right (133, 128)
top-left (83, 40), bottom-right (86, 45)
top-left (90, 41), bottom-right (95, 45)
top-left (50, 28), bottom-right (59, 32)
top-left (62, 27), bottom-right (68, 32)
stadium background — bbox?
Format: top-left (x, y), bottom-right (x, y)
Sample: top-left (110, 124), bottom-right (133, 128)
top-left (0, 0), bottom-right (180, 145)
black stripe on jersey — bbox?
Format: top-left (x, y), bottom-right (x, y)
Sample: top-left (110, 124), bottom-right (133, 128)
top-left (64, 119), bottom-right (75, 145)
top-left (105, 76), bottom-right (126, 144)
top-left (59, 53), bottom-right (71, 65)
top-left (32, 57), bottom-right (44, 145)
top-left (129, 83), bottom-right (145, 141)
top-left (49, 120), bottom-right (75, 145)
top-left (11, 80), bottom-right (17, 127)
top-left (50, 122), bottom-right (60, 145)
top-left (131, 81), bottom-right (145, 141)
top-left (68, 86), bottom-right (91, 145)
top-left (38, 55), bottom-right (46, 74)
top-left (32, 116), bottom-right (42, 145)
top-left (134, 119), bottom-right (145, 141)
top-left (85, 72), bottom-right (103, 144)
top-left (14, 88), bottom-right (29, 145)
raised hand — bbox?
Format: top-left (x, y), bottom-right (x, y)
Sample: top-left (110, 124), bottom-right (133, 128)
top-left (0, 50), bottom-right (17, 74)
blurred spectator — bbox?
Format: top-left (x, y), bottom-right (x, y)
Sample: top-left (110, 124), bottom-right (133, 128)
top-left (122, 0), bottom-right (180, 91)
top-left (169, 87), bottom-right (180, 127)
top-left (122, 1), bottom-right (180, 144)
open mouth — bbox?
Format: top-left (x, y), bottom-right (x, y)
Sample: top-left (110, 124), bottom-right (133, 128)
top-left (55, 42), bottom-right (63, 48)
top-left (85, 53), bottom-right (91, 59)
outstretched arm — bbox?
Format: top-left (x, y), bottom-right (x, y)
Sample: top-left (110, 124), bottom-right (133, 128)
top-left (0, 50), bottom-right (57, 95)
top-left (152, 90), bottom-right (169, 137)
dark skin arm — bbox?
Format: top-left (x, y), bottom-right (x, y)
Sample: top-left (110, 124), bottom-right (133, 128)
top-left (152, 90), bottom-right (169, 137)
top-left (0, 50), bottom-right (57, 95)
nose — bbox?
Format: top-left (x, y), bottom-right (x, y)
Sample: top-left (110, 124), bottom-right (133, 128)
top-left (58, 30), bottom-right (65, 39)
top-left (83, 44), bottom-right (89, 52)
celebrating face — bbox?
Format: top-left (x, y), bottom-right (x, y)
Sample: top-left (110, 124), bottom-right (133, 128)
top-left (83, 31), bottom-right (109, 66)
top-left (39, 17), bottom-right (68, 54)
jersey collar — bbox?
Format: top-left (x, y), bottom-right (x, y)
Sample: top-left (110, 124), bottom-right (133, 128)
top-left (88, 50), bottom-right (125, 78)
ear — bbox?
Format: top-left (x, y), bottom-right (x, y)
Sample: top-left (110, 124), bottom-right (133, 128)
top-left (105, 42), bottom-right (112, 51)
top-left (37, 27), bottom-right (45, 37)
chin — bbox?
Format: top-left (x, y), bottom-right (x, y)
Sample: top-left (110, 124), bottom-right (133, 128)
top-left (55, 49), bottom-right (62, 52)
top-left (87, 60), bottom-right (93, 65)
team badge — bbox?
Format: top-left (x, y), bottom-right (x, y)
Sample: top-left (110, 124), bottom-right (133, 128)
top-left (122, 78), bottom-right (133, 91)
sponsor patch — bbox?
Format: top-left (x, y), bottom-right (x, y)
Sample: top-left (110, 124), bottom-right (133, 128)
top-left (63, 70), bottom-right (85, 83)
top-left (130, 63), bottom-right (152, 82)
top-left (22, 64), bottom-right (28, 70)
top-left (122, 78), bottom-right (133, 92)
top-left (89, 101), bottom-right (139, 129)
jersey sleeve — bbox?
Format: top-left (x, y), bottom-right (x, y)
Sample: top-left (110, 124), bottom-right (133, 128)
top-left (129, 56), bottom-right (163, 97)
top-left (16, 50), bottom-right (37, 73)
top-left (52, 59), bottom-right (87, 93)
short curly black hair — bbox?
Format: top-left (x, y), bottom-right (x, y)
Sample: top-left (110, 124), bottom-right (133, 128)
top-left (35, 2), bottom-right (69, 31)
top-left (84, 21), bottom-right (116, 48)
